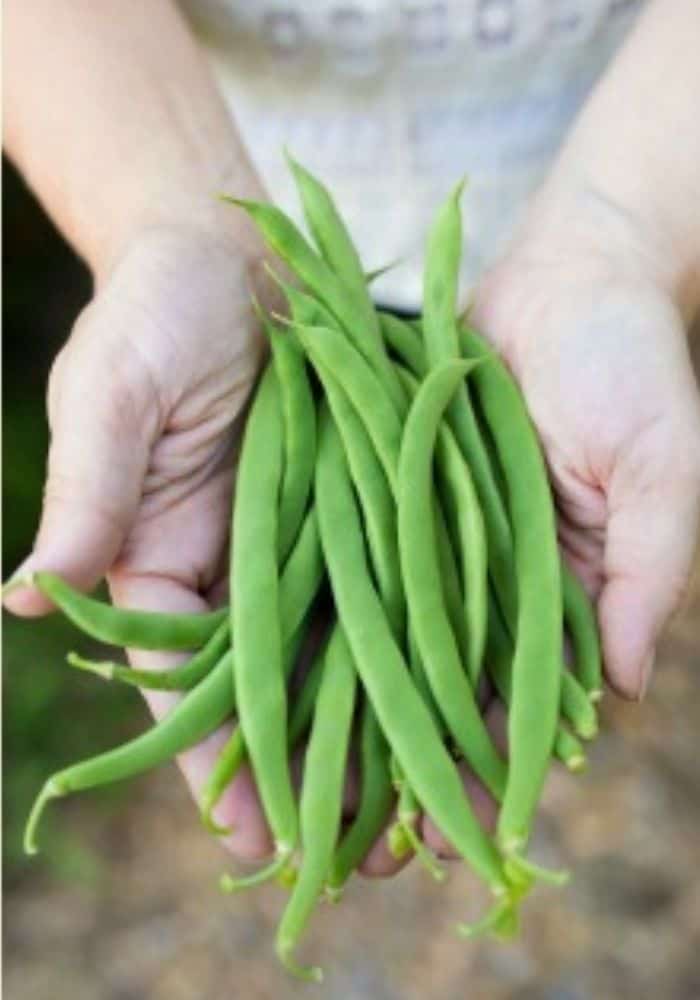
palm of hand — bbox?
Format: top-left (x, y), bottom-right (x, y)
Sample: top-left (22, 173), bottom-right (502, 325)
top-left (472, 247), bottom-right (700, 700)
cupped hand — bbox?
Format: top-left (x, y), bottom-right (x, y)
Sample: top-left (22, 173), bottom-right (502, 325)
top-left (4, 222), bottom-right (282, 858)
top-left (469, 187), bottom-right (700, 703)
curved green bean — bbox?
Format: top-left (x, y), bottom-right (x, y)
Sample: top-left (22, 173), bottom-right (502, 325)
top-left (313, 365), bottom-right (404, 637)
top-left (485, 596), bottom-right (587, 772)
top-left (224, 196), bottom-right (404, 413)
top-left (380, 312), bottom-right (427, 378)
top-left (267, 320), bottom-right (317, 563)
top-left (231, 364), bottom-right (297, 862)
top-left (397, 362), bottom-right (489, 686)
top-left (285, 153), bottom-right (377, 336)
top-left (295, 323), bottom-right (403, 490)
top-left (397, 360), bottom-right (507, 800)
top-left (327, 700), bottom-right (393, 898)
top-left (563, 568), bottom-right (603, 701)
top-left (66, 619), bottom-right (230, 692)
top-left (275, 626), bottom-right (357, 982)
top-left (24, 650), bottom-right (235, 854)
top-left (560, 672), bottom-right (599, 740)
top-left (23, 572), bottom-right (227, 651)
top-left (459, 326), bottom-right (603, 704)
top-left (199, 506), bottom-right (324, 834)
top-left (464, 354), bottom-right (563, 856)
top-left (200, 617), bottom-right (309, 837)
top-left (421, 185), bottom-right (515, 626)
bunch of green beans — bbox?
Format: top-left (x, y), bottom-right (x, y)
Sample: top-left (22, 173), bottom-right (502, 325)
top-left (11, 155), bottom-right (603, 983)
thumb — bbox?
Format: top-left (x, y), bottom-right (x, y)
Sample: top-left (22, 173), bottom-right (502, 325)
top-left (599, 426), bottom-right (700, 700)
top-left (3, 306), bottom-right (159, 615)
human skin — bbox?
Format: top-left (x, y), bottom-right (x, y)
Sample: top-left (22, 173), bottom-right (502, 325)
top-left (4, 0), bottom-right (700, 870)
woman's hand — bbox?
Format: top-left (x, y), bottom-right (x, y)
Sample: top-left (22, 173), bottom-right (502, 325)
top-left (3, 221), bottom-right (291, 859)
top-left (470, 184), bottom-right (700, 703)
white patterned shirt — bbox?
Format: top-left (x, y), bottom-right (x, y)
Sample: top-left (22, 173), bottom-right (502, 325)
top-left (179, 1), bottom-right (647, 310)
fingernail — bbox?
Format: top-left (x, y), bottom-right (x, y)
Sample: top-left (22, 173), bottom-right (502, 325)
top-left (637, 651), bottom-right (655, 701)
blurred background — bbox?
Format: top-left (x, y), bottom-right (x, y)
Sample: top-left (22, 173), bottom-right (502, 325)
top-left (3, 155), bottom-right (700, 1000)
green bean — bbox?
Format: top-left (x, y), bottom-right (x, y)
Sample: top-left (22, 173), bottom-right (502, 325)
top-left (286, 152), bottom-right (377, 337)
top-left (462, 354), bottom-right (562, 857)
top-left (422, 179), bottom-right (465, 362)
top-left (397, 360), bottom-right (507, 800)
top-left (421, 185), bottom-right (515, 627)
top-left (267, 506), bottom-right (324, 643)
top-left (560, 672), bottom-right (599, 741)
top-left (268, 269), bottom-right (337, 331)
top-left (295, 323), bottom-right (403, 489)
top-left (287, 638), bottom-right (328, 748)
top-left (22, 572), bottom-right (227, 651)
top-left (563, 568), bottom-right (603, 701)
top-left (392, 781), bottom-right (446, 882)
top-left (265, 319), bottom-right (317, 564)
top-left (397, 362), bottom-right (489, 686)
top-left (485, 596), bottom-right (586, 773)
top-left (553, 728), bottom-right (587, 773)
top-left (231, 364), bottom-right (297, 863)
top-left (208, 624), bottom-right (327, 837)
top-left (275, 626), bottom-right (357, 982)
top-left (314, 365), bottom-right (404, 637)
top-left (380, 312), bottom-right (427, 378)
top-left (387, 632), bottom-right (446, 880)
top-left (200, 506), bottom-right (323, 835)
top-left (459, 325), bottom-right (602, 719)
top-left (200, 617), bottom-right (309, 837)
top-left (24, 650), bottom-right (235, 854)
top-left (326, 700), bottom-right (393, 898)
top-left (65, 619), bottom-right (230, 692)
top-left (396, 321), bottom-right (595, 746)
top-left (433, 498), bottom-right (473, 674)
top-left (223, 196), bottom-right (404, 413)
top-left (315, 412), bottom-right (515, 921)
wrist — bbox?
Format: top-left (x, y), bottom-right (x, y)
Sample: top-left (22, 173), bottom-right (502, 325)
top-left (514, 165), bottom-right (700, 327)
top-left (88, 155), bottom-right (269, 288)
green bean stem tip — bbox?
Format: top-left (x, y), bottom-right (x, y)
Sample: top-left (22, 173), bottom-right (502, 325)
top-left (589, 689), bottom-right (604, 704)
top-left (276, 939), bottom-right (324, 984)
top-left (503, 853), bottom-right (570, 889)
top-left (324, 884), bottom-right (343, 904)
top-left (576, 718), bottom-right (599, 742)
top-left (200, 796), bottom-right (232, 837)
top-left (456, 897), bottom-right (519, 941)
top-left (219, 850), bottom-right (292, 893)
top-left (387, 822), bottom-right (412, 860)
top-left (401, 823), bottom-right (446, 883)
top-left (566, 753), bottom-right (587, 774)
top-left (24, 777), bottom-right (64, 855)
top-left (67, 652), bottom-right (115, 682)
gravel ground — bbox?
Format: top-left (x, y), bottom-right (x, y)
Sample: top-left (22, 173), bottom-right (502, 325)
top-left (4, 564), bottom-right (699, 1000)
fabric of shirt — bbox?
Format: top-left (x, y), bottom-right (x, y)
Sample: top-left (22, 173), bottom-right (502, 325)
top-left (178, 0), bottom-right (647, 310)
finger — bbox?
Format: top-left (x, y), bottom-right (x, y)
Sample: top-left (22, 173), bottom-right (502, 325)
top-left (599, 417), bottom-right (700, 700)
top-left (3, 307), bottom-right (159, 616)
